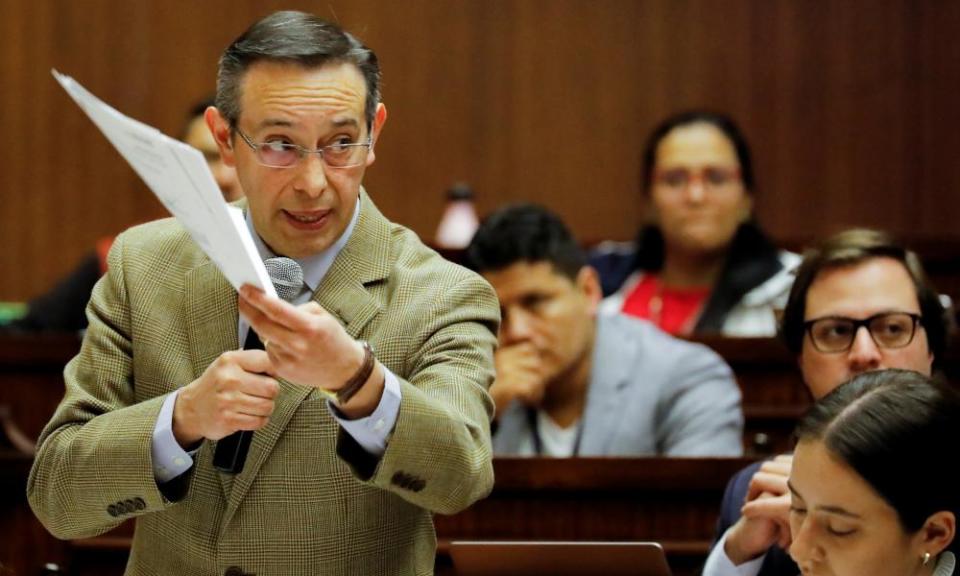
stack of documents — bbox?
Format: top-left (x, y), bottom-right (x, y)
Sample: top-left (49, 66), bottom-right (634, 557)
top-left (52, 70), bottom-right (276, 299)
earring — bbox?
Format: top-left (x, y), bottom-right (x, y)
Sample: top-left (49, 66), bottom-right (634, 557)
top-left (922, 552), bottom-right (931, 566)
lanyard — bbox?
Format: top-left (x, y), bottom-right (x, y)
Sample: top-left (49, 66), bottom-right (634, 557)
top-left (526, 408), bottom-right (584, 457)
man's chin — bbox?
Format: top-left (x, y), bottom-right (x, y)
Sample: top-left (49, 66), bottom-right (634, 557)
top-left (269, 225), bottom-right (344, 259)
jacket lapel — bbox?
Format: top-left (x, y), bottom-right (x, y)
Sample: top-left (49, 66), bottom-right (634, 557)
top-left (184, 261), bottom-right (240, 498)
top-left (185, 261), bottom-right (239, 376)
top-left (221, 191), bottom-right (391, 519)
top-left (579, 316), bottom-right (633, 454)
top-left (220, 380), bottom-right (314, 524)
top-left (312, 191), bottom-right (390, 338)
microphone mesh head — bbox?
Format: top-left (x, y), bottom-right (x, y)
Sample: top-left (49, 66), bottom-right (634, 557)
top-left (264, 257), bottom-right (305, 302)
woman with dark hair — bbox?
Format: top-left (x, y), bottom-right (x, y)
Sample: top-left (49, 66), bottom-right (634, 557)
top-left (786, 369), bottom-right (957, 575)
top-left (593, 111), bottom-right (798, 336)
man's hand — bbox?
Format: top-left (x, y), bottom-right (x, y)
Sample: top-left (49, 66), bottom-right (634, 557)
top-left (723, 454), bottom-right (794, 565)
top-left (237, 285), bottom-right (385, 419)
top-left (490, 342), bottom-right (548, 415)
top-left (172, 349), bottom-right (279, 447)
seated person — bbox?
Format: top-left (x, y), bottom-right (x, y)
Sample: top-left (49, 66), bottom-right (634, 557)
top-left (704, 228), bottom-right (951, 575)
top-left (7, 98), bottom-right (242, 332)
top-left (465, 204), bottom-right (743, 457)
top-left (787, 369), bottom-right (955, 576)
top-left (593, 111), bottom-right (799, 336)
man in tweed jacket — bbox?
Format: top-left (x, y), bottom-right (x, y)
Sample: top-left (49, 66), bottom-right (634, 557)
top-left (28, 11), bottom-right (498, 576)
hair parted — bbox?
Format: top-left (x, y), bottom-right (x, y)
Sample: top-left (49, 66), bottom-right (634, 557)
top-left (779, 228), bottom-right (948, 359)
top-left (464, 204), bottom-right (586, 281)
top-left (216, 11), bottom-right (381, 130)
top-left (641, 110), bottom-right (755, 195)
top-left (795, 369), bottom-right (960, 553)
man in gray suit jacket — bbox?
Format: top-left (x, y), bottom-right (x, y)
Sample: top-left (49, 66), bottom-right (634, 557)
top-left (465, 204), bottom-right (743, 457)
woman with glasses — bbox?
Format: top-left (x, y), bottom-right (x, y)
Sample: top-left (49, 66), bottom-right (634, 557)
top-left (787, 369), bottom-right (957, 575)
top-left (593, 111), bottom-right (798, 336)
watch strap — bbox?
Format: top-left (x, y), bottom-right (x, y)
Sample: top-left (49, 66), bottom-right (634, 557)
top-left (336, 341), bottom-right (375, 405)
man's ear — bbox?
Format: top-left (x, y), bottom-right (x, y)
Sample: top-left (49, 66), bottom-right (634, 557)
top-left (915, 511), bottom-right (955, 559)
top-left (739, 192), bottom-right (754, 223)
top-left (575, 266), bottom-right (603, 314)
top-left (365, 103), bottom-right (388, 167)
top-left (205, 106), bottom-right (236, 167)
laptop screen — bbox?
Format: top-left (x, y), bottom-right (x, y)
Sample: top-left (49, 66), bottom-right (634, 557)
top-left (449, 541), bottom-right (673, 576)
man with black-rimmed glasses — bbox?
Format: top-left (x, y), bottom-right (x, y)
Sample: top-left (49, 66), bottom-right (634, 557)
top-left (704, 228), bottom-right (951, 576)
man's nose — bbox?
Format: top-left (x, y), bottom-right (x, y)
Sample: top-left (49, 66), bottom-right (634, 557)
top-left (294, 153), bottom-right (328, 198)
top-left (501, 309), bottom-right (535, 345)
top-left (684, 177), bottom-right (707, 203)
top-left (847, 325), bottom-right (882, 372)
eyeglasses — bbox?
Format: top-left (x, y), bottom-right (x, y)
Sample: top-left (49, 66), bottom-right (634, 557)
top-left (653, 166), bottom-right (741, 191)
top-left (235, 128), bottom-right (372, 168)
top-left (804, 312), bottom-right (922, 353)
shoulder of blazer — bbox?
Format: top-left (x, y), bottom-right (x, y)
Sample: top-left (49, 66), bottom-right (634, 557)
top-left (111, 217), bottom-right (209, 273)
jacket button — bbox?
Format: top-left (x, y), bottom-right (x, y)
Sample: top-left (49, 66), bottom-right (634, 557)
top-left (224, 568), bottom-right (244, 576)
top-left (133, 497), bottom-right (146, 510)
top-left (391, 471), bottom-right (425, 491)
top-left (106, 504), bottom-right (118, 517)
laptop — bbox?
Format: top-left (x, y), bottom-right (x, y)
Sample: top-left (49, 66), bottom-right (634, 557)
top-left (449, 541), bottom-right (673, 576)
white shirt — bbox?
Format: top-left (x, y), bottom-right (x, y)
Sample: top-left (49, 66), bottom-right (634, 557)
top-left (513, 410), bottom-right (581, 457)
top-left (701, 529), bottom-right (767, 576)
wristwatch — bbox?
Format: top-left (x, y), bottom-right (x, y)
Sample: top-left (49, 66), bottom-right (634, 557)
top-left (336, 340), bottom-right (375, 405)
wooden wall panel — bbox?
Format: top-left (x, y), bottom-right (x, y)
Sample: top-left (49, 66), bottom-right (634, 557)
top-left (2, 0), bottom-right (959, 300)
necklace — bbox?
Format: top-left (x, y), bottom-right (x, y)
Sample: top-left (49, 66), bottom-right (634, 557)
top-left (648, 288), bottom-right (664, 327)
top-left (645, 276), bottom-right (708, 335)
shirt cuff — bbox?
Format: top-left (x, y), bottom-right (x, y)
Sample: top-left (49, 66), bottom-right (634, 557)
top-left (702, 529), bottom-right (768, 576)
top-left (327, 367), bottom-right (401, 456)
top-left (151, 390), bottom-right (197, 483)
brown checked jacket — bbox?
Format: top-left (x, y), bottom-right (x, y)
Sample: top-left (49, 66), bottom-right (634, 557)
top-left (28, 192), bottom-right (499, 575)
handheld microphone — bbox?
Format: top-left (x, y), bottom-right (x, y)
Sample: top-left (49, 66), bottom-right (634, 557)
top-left (213, 257), bottom-right (304, 474)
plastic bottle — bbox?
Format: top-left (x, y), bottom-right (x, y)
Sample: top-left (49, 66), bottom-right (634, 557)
top-left (434, 183), bottom-right (480, 249)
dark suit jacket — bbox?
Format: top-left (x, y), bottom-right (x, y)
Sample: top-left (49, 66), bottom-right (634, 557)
top-left (715, 461), bottom-right (799, 575)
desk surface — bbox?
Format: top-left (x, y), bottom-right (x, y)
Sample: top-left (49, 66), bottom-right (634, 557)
top-left (1, 331), bottom-right (957, 575)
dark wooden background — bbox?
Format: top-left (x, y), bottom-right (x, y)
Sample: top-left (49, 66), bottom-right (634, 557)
top-left (2, 0), bottom-right (960, 301)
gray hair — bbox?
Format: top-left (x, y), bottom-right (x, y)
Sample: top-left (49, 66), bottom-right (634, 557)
top-left (215, 11), bottom-right (381, 130)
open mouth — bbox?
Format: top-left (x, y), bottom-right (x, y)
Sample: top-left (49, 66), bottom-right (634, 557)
top-left (283, 209), bottom-right (331, 230)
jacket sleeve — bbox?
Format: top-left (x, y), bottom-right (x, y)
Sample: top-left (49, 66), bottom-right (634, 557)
top-left (27, 233), bottom-right (182, 539)
top-left (656, 344), bottom-right (744, 456)
top-left (337, 270), bottom-right (500, 515)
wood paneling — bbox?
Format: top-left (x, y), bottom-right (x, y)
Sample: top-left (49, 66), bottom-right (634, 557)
top-left (2, 0), bottom-right (959, 301)
top-left (3, 331), bottom-right (960, 574)
top-left (3, 457), bottom-right (752, 576)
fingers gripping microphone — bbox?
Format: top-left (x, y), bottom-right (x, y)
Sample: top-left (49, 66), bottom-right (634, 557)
top-left (213, 257), bottom-right (304, 474)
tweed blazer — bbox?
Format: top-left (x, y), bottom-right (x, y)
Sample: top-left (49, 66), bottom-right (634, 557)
top-left (493, 313), bottom-right (743, 457)
top-left (28, 193), bottom-right (500, 576)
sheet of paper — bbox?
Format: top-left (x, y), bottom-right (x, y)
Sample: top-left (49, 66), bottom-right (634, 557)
top-left (51, 69), bottom-right (276, 299)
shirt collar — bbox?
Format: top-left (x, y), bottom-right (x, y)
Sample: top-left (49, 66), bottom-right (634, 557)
top-left (245, 196), bottom-right (362, 294)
